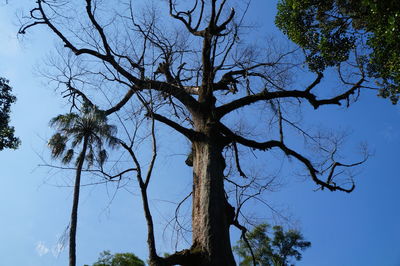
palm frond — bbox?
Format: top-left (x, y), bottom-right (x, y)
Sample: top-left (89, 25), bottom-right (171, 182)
top-left (49, 113), bottom-right (79, 130)
top-left (99, 123), bottom-right (117, 138)
top-left (49, 104), bottom-right (119, 169)
top-left (90, 134), bottom-right (103, 149)
top-left (48, 133), bottom-right (67, 158)
top-left (98, 149), bottom-right (108, 166)
top-left (75, 152), bottom-right (84, 167)
top-left (71, 134), bottom-right (84, 148)
top-left (107, 136), bottom-right (120, 148)
top-left (85, 148), bottom-right (94, 168)
top-left (62, 149), bottom-right (74, 164)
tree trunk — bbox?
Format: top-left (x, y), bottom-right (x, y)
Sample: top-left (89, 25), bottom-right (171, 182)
top-left (190, 120), bottom-right (236, 266)
top-left (140, 187), bottom-right (160, 266)
top-left (69, 136), bottom-right (88, 266)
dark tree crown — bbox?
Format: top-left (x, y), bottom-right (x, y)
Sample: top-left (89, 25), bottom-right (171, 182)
top-left (0, 78), bottom-right (20, 151)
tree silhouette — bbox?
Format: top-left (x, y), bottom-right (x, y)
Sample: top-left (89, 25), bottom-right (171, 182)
top-left (48, 104), bottom-right (118, 266)
top-left (87, 250), bottom-right (145, 266)
top-left (20, 1), bottom-right (375, 265)
top-left (234, 223), bottom-right (311, 266)
top-left (0, 78), bottom-right (19, 151)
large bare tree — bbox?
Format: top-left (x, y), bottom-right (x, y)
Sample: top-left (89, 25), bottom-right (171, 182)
top-left (20, 0), bottom-right (369, 265)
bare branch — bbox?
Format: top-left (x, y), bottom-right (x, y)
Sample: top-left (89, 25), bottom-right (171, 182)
top-left (151, 113), bottom-right (200, 141)
top-left (231, 221), bottom-right (257, 266)
top-left (85, 0), bottom-right (112, 55)
top-left (216, 78), bottom-right (364, 118)
top-left (168, 0), bottom-right (205, 37)
top-left (104, 88), bottom-right (135, 115)
top-left (232, 142), bottom-right (247, 178)
top-left (219, 122), bottom-right (362, 192)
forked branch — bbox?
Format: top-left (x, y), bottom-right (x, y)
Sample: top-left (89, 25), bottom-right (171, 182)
top-left (217, 78), bottom-right (364, 118)
top-left (219, 122), bottom-right (366, 192)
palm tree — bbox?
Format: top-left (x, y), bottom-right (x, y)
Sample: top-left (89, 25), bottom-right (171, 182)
top-left (48, 104), bottom-right (118, 266)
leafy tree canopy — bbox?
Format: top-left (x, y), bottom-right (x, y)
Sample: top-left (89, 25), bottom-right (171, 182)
top-left (0, 77), bottom-right (20, 150)
top-left (234, 223), bottom-right (311, 266)
top-left (275, 0), bottom-right (400, 103)
top-left (86, 250), bottom-right (145, 266)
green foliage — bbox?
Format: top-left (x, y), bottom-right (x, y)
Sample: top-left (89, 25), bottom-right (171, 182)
top-left (0, 78), bottom-right (20, 150)
top-left (49, 104), bottom-right (119, 265)
top-left (48, 103), bottom-right (118, 167)
top-left (234, 223), bottom-right (311, 266)
top-left (88, 250), bottom-right (145, 266)
top-left (275, 0), bottom-right (400, 103)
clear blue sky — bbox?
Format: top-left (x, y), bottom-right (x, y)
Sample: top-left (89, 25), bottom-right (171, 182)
top-left (0, 1), bottom-right (400, 266)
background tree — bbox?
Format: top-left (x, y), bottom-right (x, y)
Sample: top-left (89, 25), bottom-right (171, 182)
top-left (275, 0), bottom-right (400, 103)
top-left (234, 223), bottom-right (311, 266)
top-left (85, 250), bottom-right (145, 266)
top-left (0, 77), bottom-right (20, 151)
top-left (48, 104), bottom-right (118, 266)
top-left (20, 0), bottom-right (373, 265)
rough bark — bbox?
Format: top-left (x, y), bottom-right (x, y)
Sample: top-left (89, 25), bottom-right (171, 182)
top-left (19, 1), bottom-right (369, 266)
top-left (69, 136), bottom-right (88, 266)
top-left (190, 116), bottom-right (236, 266)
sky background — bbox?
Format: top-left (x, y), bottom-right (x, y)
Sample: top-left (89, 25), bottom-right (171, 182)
top-left (1, 0), bottom-right (400, 266)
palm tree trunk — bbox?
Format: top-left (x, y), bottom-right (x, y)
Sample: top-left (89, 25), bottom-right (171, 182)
top-left (69, 136), bottom-right (89, 266)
